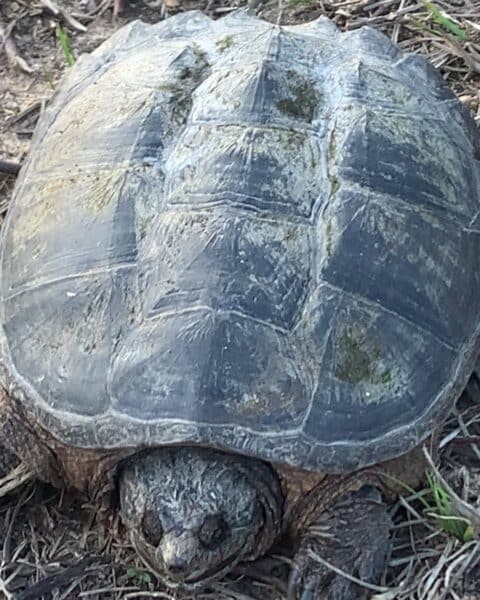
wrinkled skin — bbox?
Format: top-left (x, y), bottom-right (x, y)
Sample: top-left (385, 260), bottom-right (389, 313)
top-left (119, 447), bottom-right (270, 588)
top-left (288, 486), bottom-right (391, 600)
top-left (118, 447), bottom-right (392, 597)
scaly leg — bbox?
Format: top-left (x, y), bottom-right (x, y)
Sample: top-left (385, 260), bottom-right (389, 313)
top-left (288, 486), bottom-right (391, 600)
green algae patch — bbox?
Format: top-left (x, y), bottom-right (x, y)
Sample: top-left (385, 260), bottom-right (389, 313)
top-left (216, 36), bottom-right (234, 52)
top-left (325, 219), bottom-right (334, 257)
top-left (334, 330), bottom-right (391, 385)
top-left (277, 70), bottom-right (321, 122)
top-left (330, 175), bottom-right (340, 197)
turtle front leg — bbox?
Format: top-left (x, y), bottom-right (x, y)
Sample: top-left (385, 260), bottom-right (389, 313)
top-left (0, 444), bottom-right (20, 478)
top-left (0, 392), bottom-right (34, 495)
top-left (288, 486), bottom-right (391, 600)
top-left (0, 387), bottom-right (58, 492)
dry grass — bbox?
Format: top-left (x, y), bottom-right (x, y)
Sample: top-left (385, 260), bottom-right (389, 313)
top-left (378, 390), bottom-right (480, 600)
top-left (0, 0), bottom-right (480, 598)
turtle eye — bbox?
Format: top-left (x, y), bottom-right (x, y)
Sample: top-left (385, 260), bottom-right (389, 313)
top-left (142, 509), bottom-right (164, 547)
top-left (199, 514), bottom-right (228, 549)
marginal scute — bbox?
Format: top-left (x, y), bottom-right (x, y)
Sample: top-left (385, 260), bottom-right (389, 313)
top-left (1, 11), bottom-right (479, 473)
top-left (295, 283), bottom-right (458, 446)
top-left (287, 15), bottom-right (339, 40)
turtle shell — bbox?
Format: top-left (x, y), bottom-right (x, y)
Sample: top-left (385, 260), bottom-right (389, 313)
top-left (1, 11), bottom-right (480, 473)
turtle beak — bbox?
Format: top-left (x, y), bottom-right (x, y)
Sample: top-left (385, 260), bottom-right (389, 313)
top-left (158, 530), bottom-right (200, 582)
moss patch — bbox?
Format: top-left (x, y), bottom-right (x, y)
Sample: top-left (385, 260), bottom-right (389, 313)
top-left (328, 128), bottom-right (337, 165)
top-left (330, 175), bottom-right (340, 196)
top-left (276, 70), bottom-right (321, 122)
top-left (325, 219), bottom-right (333, 257)
top-left (156, 49), bottom-right (209, 126)
top-left (334, 329), bottom-right (391, 385)
top-left (157, 82), bottom-right (193, 124)
top-left (216, 35), bottom-right (234, 52)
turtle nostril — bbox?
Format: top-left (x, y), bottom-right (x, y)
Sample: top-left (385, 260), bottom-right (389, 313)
top-left (166, 557), bottom-right (188, 575)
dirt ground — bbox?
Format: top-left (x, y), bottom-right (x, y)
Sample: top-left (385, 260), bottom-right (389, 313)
top-left (0, 0), bottom-right (480, 598)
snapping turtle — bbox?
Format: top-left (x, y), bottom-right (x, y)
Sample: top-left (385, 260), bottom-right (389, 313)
top-left (0, 9), bottom-right (479, 598)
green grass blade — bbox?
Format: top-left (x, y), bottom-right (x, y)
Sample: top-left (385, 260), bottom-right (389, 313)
top-left (424, 2), bottom-right (468, 40)
top-left (426, 472), bottom-right (474, 541)
top-left (56, 25), bottom-right (75, 66)
top-left (378, 470), bottom-right (431, 509)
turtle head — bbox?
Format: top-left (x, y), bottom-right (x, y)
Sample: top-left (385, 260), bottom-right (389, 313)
top-left (118, 447), bottom-right (282, 589)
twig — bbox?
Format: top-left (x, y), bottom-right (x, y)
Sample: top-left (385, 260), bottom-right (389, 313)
top-left (15, 557), bottom-right (106, 600)
top-left (39, 0), bottom-right (88, 32)
top-left (0, 462), bottom-right (32, 495)
top-left (0, 576), bottom-right (13, 600)
top-left (6, 101), bottom-right (43, 127)
top-left (79, 586), bottom-right (140, 596)
top-left (307, 549), bottom-right (395, 594)
top-left (114, 0), bottom-right (123, 16)
top-left (0, 25), bottom-right (34, 74)
top-left (0, 160), bottom-right (21, 176)
top-left (3, 483), bottom-right (34, 564)
top-left (123, 593), bottom-right (175, 599)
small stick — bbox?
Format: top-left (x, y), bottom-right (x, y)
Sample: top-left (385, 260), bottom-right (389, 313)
top-left (15, 557), bottom-right (105, 600)
top-left (40, 0), bottom-right (88, 32)
top-left (2, 482), bottom-right (34, 564)
top-left (113, 0), bottom-right (123, 16)
top-left (0, 26), bottom-right (34, 74)
top-left (0, 577), bottom-right (13, 600)
top-left (6, 100), bottom-right (42, 127)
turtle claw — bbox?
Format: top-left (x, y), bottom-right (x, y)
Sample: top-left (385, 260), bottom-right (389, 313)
top-left (288, 550), bottom-right (350, 600)
top-left (288, 563), bottom-right (357, 600)
top-left (299, 586), bottom-right (315, 600)
top-left (288, 562), bottom-right (330, 600)
top-left (288, 486), bottom-right (391, 600)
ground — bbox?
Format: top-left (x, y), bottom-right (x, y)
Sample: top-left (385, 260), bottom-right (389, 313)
top-left (0, 0), bottom-right (480, 598)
